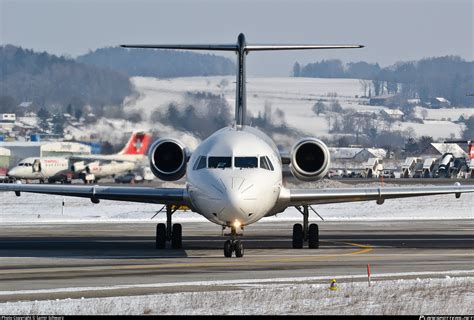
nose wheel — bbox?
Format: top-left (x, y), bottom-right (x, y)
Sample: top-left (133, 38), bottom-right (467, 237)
top-left (223, 226), bottom-right (244, 258)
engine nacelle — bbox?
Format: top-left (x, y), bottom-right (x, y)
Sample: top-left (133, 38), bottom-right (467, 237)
top-left (85, 161), bottom-right (101, 174)
top-left (290, 138), bottom-right (330, 181)
top-left (71, 161), bottom-right (86, 173)
top-left (149, 138), bottom-right (187, 181)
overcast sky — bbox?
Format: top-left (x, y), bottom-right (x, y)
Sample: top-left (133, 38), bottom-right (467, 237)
top-left (1, 0), bottom-right (472, 76)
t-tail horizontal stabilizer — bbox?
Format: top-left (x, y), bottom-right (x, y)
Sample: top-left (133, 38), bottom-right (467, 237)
top-left (121, 33), bottom-right (364, 126)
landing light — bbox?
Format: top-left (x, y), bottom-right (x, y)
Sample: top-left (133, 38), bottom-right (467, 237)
top-left (233, 220), bottom-right (241, 229)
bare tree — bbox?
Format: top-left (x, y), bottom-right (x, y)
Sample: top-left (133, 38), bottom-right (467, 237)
top-left (421, 109), bottom-right (428, 120)
top-left (359, 79), bottom-right (371, 97)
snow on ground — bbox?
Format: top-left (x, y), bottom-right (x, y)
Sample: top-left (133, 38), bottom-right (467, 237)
top-left (125, 76), bottom-right (469, 139)
top-left (414, 106), bottom-right (474, 122)
top-left (394, 120), bottom-right (465, 140)
top-left (1, 276), bottom-right (472, 314)
top-left (127, 76), bottom-right (368, 137)
top-left (1, 181), bottom-right (472, 223)
top-left (65, 76), bottom-right (471, 143)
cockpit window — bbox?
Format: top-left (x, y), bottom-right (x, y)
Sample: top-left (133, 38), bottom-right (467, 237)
top-left (260, 156), bottom-right (274, 171)
top-left (193, 156), bottom-right (207, 170)
top-left (208, 157), bottom-right (231, 169)
top-left (235, 157), bottom-right (258, 168)
top-left (267, 157), bottom-right (274, 171)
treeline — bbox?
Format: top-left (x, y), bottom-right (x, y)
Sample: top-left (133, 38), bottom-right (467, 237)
top-left (0, 45), bottom-right (132, 116)
top-left (293, 56), bottom-right (474, 107)
top-left (77, 47), bottom-right (236, 78)
top-left (151, 92), bottom-right (232, 139)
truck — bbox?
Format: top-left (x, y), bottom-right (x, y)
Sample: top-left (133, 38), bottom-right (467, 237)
top-left (414, 158), bottom-right (438, 178)
top-left (401, 157), bottom-right (423, 178)
top-left (363, 158), bottom-right (384, 178)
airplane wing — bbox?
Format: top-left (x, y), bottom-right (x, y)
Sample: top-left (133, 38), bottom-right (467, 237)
top-left (0, 184), bottom-right (187, 205)
top-left (286, 184), bottom-right (474, 206)
top-left (69, 155), bottom-right (138, 163)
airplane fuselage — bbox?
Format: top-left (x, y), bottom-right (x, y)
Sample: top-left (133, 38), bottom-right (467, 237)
top-left (186, 126), bottom-right (283, 227)
top-left (7, 157), bottom-right (70, 180)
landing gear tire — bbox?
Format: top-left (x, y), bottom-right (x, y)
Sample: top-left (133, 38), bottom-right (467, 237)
top-left (234, 240), bottom-right (244, 258)
top-left (156, 223), bottom-right (166, 249)
top-left (308, 223), bottom-right (319, 249)
top-left (292, 223), bottom-right (304, 249)
top-left (224, 240), bottom-right (233, 258)
top-left (171, 223), bottom-right (182, 249)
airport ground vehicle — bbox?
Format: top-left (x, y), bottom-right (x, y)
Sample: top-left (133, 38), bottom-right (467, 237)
top-left (114, 172), bottom-right (144, 184)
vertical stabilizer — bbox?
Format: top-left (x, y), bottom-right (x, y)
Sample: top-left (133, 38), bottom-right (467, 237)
top-left (119, 132), bottom-right (152, 155)
top-left (121, 34), bottom-right (363, 126)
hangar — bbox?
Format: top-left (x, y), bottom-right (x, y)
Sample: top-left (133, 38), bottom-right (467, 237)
top-left (0, 141), bottom-right (91, 168)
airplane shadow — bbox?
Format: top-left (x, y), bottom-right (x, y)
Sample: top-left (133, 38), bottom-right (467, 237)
top-left (0, 233), bottom-right (471, 259)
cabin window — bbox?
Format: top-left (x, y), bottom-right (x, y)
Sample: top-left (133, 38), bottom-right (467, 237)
top-left (193, 156), bottom-right (207, 170)
top-left (235, 157), bottom-right (258, 168)
top-left (208, 157), bottom-right (231, 169)
top-left (260, 156), bottom-right (274, 171)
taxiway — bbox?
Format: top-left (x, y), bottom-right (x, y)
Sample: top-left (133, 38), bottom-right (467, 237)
top-left (0, 220), bottom-right (472, 302)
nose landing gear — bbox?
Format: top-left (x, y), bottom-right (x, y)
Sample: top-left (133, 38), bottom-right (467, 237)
top-left (155, 205), bottom-right (182, 249)
top-left (223, 225), bottom-right (244, 258)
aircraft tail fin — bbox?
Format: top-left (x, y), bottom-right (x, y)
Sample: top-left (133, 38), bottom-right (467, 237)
top-left (119, 132), bottom-right (152, 155)
top-left (469, 142), bottom-right (474, 159)
top-left (122, 34), bottom-right (364, 126)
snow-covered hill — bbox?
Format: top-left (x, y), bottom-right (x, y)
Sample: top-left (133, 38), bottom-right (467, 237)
top-left (125, 76), bottom-right (472, 139)
top-left (66, 76), bottom-right (473, 144)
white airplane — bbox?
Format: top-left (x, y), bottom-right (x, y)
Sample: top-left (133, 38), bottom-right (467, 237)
top-left (70, 131), bottom-right (152, 182)
top-left (1, 34), bottom-right (473, 258)
top-left (8, 132), bottom-right (151, 183)
top-left (7, 157), bottom-right (71, 183)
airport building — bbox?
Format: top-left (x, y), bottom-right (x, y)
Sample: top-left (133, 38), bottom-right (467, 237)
top-left (0, 147), bottom-right (11, 169)
top-left (0, 141), bottom-right (91, 167)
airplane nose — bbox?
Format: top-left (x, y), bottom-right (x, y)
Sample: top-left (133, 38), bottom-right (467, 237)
top-left (7, 168), bottom-right (19, 177)
top-left (219, 176), bottom-right (257, 223)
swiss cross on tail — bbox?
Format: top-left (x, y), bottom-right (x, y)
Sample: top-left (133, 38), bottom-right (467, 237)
top-left (470, 143), bottom-right (474, 159)
top-left (119, 132), bottom-right (152, 155)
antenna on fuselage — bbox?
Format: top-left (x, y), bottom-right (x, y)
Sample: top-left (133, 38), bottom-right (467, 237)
top-left (121, 34), bottom-right (364, 126)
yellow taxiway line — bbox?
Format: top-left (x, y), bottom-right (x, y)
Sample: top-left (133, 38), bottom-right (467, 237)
top-left (0, 241), bottom-right (373, 276)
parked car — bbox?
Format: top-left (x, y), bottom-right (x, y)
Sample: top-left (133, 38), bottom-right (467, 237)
top-left (114, 172), bottom-right (144, 184)
top-left (381, 170), bottom-right (396, 178)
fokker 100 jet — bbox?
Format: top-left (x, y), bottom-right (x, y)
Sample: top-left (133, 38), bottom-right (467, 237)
top-left (1, 34), bottom-right (473, 258)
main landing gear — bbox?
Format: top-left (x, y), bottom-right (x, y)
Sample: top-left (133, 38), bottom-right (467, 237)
top-left (155, 205), bottom-right (182, 249)
top-left (223, 225), bottom-right (244, 258)
top-left (292, 205), bottom-right (320, 249)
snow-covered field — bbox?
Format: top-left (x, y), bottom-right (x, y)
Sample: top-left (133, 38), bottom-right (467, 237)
top-left (1, 275), bottom-right (472, 315)
top-left (1, 181), bottom-right (472, 223)
top-left (122, 76), bottom-right (472, 139)
top-left (64, 76), bottom-right (473, 144)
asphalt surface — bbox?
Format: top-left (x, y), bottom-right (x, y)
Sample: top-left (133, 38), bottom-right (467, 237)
top-left (0, 220), bottom-right (472, 302)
